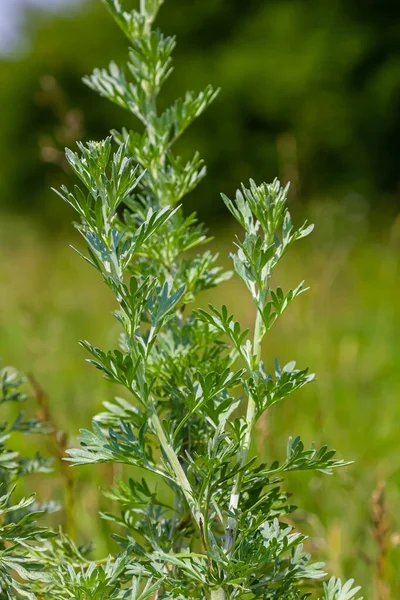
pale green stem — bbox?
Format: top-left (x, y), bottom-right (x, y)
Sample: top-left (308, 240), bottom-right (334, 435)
top-left (151, 405), bottom-right (223, 599)
top-left (211, 590), bottom-right (227, 600)
top-left (149, 401), bottom-right (205, 531)
top-left (224, 309), bottom-right (263, 552)
top-left (140, 0), bottom-right (151, 35)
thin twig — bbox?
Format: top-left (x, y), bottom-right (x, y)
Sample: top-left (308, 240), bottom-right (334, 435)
top-left (27, 373), bottom-right (76, 539)
top-left (371, 480), bottom-right (390, 600)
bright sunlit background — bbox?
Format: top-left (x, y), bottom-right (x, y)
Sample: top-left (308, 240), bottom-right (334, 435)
top-left (1, 0), bottom-right (400, 597)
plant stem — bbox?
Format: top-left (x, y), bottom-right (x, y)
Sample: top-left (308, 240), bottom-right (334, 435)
top-left (28, 373), bottom-right (76, 540)
top-left (224, 309), bottom-right (263, 551)
top-left (211, 589), bottom-right (227, 600)
top-left (149, 401), bottom-right (204, 532)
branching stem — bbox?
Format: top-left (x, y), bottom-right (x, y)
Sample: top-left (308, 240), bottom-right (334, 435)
top-left (149, 401), bottom-right (204, 533)
top-left (224, 308), bottom-right (263, 551)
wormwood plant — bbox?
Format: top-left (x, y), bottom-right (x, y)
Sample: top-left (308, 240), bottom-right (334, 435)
top-left (1, 0), bottom-right (363, 598)
top-left (0, 366), bottom-right (55, 598)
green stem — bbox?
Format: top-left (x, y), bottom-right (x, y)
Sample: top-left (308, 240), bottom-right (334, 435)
top-left (224, 309), bottom-right (263, 552)
top-left (211, 590), bottom-right (227, 600)
top-left (149, 401), bottom-right (204, 531)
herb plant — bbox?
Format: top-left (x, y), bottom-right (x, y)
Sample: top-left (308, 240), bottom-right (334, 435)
top-left (0, 365), bottom-right (54, 599)
top-left (1, 0), bottom-right (362, 598)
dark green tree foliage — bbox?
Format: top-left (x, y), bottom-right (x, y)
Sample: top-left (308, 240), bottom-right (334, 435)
top-left (1, 0), bottom-right (400, 223)
top-left (0, 0), bottom-right (362, 598)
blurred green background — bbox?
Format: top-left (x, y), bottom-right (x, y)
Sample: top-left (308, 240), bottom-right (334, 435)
top-left (1, 0), bottom-right (400, 597)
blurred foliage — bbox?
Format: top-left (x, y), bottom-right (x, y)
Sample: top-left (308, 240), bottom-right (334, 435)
top-left (0, 0), bottom-right (400, 226)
